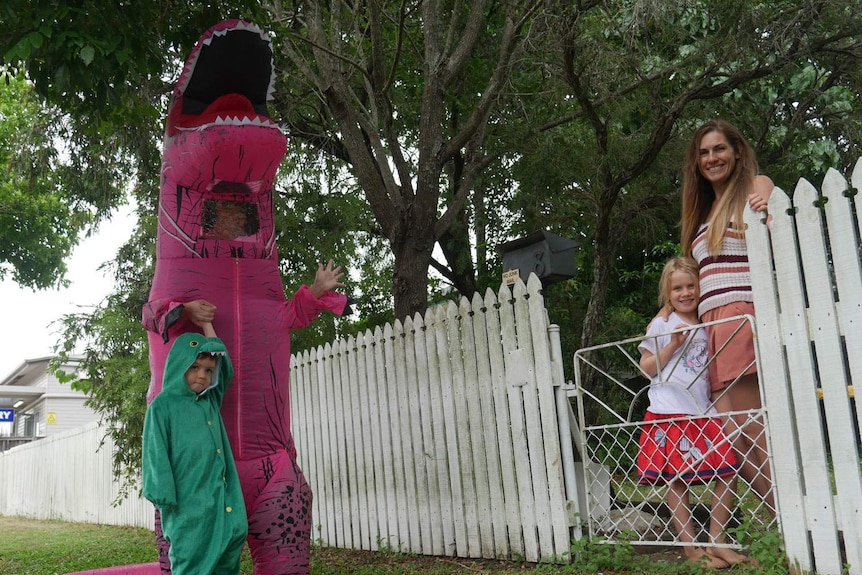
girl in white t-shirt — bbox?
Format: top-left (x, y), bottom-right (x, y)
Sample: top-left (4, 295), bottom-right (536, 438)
top-left (637, 256), bottom-right (747, 568)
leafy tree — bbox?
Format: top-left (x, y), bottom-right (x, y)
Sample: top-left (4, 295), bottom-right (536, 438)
top-left (271, 1), bottom-right (543, 319)
top-left (0, 72), bottom-right (95, 288)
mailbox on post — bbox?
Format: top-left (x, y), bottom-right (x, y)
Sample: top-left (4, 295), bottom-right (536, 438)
top-left (497, 230), bottom-right (579, 287)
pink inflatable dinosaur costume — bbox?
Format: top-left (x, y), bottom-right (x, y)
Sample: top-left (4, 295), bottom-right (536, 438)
top-left (142, 20), bottom-right (347, 575)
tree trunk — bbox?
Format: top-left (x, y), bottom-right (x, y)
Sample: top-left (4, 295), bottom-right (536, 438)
top-left (580, 234), bottom-right (613, 352)
top-left (391, 233), bottom-right (433, 321)
top-left (437, 209), bottom-right (478, 299)
top-left (579, 200), bottom-right (626, 425)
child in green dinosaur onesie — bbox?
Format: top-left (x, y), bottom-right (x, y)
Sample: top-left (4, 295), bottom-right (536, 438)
top-left (142, 319), bottom-right (247, 575)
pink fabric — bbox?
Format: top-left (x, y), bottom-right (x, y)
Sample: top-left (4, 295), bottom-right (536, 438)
top-left (63, 564), bottom-right (161, 575)
top-left (238, 451), bottom-right (313, 572)
top-left (143, 20), bottom-right (346, 575)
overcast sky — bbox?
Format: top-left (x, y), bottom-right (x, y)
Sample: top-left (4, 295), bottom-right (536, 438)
top-left (0, 205), bottom-right (137, 378)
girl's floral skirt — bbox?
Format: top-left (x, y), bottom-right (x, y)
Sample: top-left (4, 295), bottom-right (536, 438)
top-left (637, 410), bottom-right (738, 485)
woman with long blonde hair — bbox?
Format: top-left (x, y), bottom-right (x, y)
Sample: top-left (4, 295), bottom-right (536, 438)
top-left (675, 119), bottom-right (775, 511)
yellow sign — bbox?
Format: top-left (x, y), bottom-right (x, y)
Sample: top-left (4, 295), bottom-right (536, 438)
top-left (502, 269), bottom-right (520, 286)
top-left (47, 412), bottom-right (57, 425)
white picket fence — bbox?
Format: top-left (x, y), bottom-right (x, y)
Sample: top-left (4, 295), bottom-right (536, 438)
top-left (290, 277), bottom-right (572, 562)
top-left (744, 158), bottom-right (862, 575)
top-left (0, 420), bottom-right (154, 528)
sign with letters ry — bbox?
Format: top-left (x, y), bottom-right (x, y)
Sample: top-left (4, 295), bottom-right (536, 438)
top-left (0, 408), bottom-right (14, 423)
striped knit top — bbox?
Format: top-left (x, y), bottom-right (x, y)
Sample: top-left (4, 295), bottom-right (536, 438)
top-left (691, 222), bottom-right (752, 316)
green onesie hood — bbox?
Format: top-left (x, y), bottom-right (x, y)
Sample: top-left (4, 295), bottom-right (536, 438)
top-left (161, 332), bottom-right (227, 397)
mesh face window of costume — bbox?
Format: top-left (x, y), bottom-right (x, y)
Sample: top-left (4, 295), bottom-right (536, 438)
top-left (198, 180), bottom-right (262, 242)
top-left (201, 200), bottom-right (260, 240)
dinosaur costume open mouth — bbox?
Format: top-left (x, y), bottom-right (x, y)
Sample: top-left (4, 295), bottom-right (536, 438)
top-left (167, 20), bottom-right (279, 136)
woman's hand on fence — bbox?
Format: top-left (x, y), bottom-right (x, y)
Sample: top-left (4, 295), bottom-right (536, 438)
top-left (748, 174), bottom-right (774, 213)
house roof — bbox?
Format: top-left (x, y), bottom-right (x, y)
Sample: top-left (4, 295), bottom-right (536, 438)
top-left (0, 356), bottom-right (53, 387)
top-left (0, 356), bottom-right (83, 409)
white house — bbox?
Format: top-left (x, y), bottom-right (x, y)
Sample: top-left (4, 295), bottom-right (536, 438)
top-left (0, 356), bottom-right (100, 452)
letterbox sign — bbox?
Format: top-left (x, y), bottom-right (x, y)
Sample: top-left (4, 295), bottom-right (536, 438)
top-left (0, 408), bottom-right (14, 423)
top-left (497, 230), bottom-right (579, 287)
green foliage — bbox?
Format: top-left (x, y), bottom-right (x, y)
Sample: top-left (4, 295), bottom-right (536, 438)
top-left (568, 537), bottom-right (640, 573)
top-left (729, 518), bottom-right (791, 575)
top-left (566, 535), bottom-right (789, 574)
top-left (0, 72), bottom-right (83, 288)
top-left (374, 537), bottom-right (412, 558)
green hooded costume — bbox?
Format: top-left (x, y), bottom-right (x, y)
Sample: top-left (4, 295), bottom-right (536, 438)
top-left (143, 332), bottom-right (247, 575)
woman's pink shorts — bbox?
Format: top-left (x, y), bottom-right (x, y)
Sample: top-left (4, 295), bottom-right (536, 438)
top-left (701, 301), bottom-right (758, 392)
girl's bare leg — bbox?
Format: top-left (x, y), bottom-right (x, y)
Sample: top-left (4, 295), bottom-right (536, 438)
top-left (707, 476), bottom-right (747, 565)
top-left (667, 480), bottom-right (728, 569)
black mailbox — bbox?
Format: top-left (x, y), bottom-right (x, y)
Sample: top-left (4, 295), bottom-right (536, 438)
top-left (497, 230), bottom-right (579, 286)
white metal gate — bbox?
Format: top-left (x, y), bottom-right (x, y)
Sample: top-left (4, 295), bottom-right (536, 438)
top-left (569, 315), bottom-right (778, 552)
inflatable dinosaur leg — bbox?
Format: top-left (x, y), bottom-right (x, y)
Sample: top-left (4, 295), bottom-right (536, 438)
top-left (239, 451), bottom-right (313, 575)
top-left (154, 507), bottom-right (171, 573)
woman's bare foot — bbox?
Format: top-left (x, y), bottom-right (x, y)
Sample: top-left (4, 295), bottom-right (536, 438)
top-left (707, 546), bottom-right (747, 566)
top-left (686, 547), bottom-right (729, 569)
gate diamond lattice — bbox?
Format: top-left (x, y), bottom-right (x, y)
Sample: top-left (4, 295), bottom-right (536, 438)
top-left (571, 315), bottom-right (779, 551)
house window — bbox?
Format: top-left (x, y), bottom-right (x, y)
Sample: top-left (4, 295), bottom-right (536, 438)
top-left (21, 412), bottom-right (36, 437)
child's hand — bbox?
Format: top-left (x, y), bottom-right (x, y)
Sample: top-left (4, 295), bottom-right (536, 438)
top-left (310, 259), bottom-right (345, 298)
top-left (183, 299), bottom-right (216, 327)
top-left (669, 324), bottom-right (689, 349)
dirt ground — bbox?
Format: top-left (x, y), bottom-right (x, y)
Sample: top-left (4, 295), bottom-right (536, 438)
top-left (311, 543), bottom-right (692, 573)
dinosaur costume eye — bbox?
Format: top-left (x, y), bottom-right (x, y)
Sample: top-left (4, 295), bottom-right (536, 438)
top-left (190, 341), bottom-right (199, 347)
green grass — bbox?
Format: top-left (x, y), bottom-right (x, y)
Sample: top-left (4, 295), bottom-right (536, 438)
top-left (0, 516), bottom-right (157, 574)
top-left (0, 515), bottom-right (787, 575)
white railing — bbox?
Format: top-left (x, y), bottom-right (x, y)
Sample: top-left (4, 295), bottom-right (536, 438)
top-left (745, 158), bottom-right (862, 575)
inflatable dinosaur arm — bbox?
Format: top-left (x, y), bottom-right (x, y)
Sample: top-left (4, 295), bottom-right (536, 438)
top-left (283, 285), bottom-right (348, 329)
top-left (141, 298), bottom-right (212, 343)
top-left (142, 299), bottom-right (186, 343)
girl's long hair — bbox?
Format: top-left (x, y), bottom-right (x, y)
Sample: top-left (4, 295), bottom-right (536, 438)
top-left (680, 120), bottom-right (758, 257)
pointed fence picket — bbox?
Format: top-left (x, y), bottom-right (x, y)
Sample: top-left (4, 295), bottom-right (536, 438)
top-left (745, 158), bottom-right (862, 575)
top-left (290, 275), bottom-right (573, 562)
